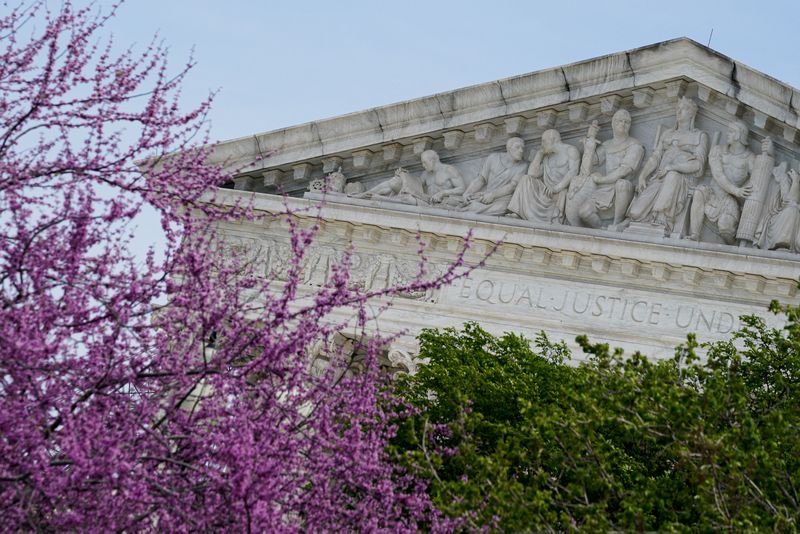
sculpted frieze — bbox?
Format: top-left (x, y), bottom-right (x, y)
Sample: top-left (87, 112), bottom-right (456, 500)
top-left (460, 137), bottom-right (528, 215)
top-left (302, 92), bottom-right (800, 258)
top-left (508, 129), bottom-right (579, 224)
top-left (627, 97), bottom-right (709, 234)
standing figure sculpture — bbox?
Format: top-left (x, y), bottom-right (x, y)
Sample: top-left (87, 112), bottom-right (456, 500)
top-left (627, 97), bottom-right (709, 234)
top-left (564, 110), bottom-right (644, 228)
top-left (686, 121), bottom-right (755, 243)
top-left (420, 150), bottom-right (467, 207)
top-left (508, 129), bottom-right (580, 224)
top-left (461, 137), bottom-right (529, 215)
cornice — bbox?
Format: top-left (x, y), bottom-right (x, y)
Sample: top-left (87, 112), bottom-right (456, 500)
top-left (210, 38), bottom-right (800, 182)
top-left (215, 190), bottom-right (800, 307)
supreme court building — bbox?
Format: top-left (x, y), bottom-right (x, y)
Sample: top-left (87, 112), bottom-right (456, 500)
top-left (209, 38), bottom-right (800, 370)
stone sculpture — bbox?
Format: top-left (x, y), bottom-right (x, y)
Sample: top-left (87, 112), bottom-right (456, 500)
top-left (330, 167), bottom-right (347, 193)
top-left (308, 166), bottom-right (347, 193)
top-left (344, 181), bottom-right (365, 196)
top-left (460, 137), bottom-right (529, 215)
top-left (349, 166), bottom-right (428, 205)
top-left (757, 163), bottom-right (800, 251)
top-left (627, 97), bottom-right (709, 234)
top-left (737, 138), bottom-right (776, 246)
top-left (563, 110), bottom-right (644, 228)
top-left (508, 129), bottom-right (580, 224)
top-left (419, 150), bottom-right (467, 206)
top-left (686, 121), bottom-right (755, 243)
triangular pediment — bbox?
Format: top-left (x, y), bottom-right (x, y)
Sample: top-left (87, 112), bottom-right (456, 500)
top-left (210, 38), bottom-right (800, 358)
top-left (212, 38), bottom-right (799, 188)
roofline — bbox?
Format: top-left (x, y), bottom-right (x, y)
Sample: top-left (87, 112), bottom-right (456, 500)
top-left (209, 37), bottom-right (799, 175)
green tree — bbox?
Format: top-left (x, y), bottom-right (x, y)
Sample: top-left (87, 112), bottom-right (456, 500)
top-left (392, 304), bottom-right (800, 532)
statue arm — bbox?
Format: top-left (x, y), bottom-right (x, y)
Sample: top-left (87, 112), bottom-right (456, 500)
top-left (637, 141), bottom-right (662, 187)
top-left (528, 150), bottom-right (544, 178)
top-left (487, 176), bottom-right (522, 200)
top-left (593, 143), bottom-right (644, 185)
top-left (662, 132), bottom-right (709, 176)
top-left (552, 146), bottom-right (580, 193)
top-left (358, 174), bottom-right (401, 197)
top-left (431, 168), bottom-right (467, 201)
top-left (464, 156), bottom-right (493, 199)
top-left (463, 175), bottom-right (485, 199)
top-left (709, 145), bottom-right (749, 198)
top-left (444, 168), bottom-right (467, 196)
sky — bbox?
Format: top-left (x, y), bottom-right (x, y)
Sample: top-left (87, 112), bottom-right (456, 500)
top-left (107, 0), bottom-right (800, 144)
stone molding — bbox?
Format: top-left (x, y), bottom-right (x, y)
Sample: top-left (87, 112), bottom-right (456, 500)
top-left (210, 39), bottom-right (799, 186)
top-left (215, 190), bottom-right (800, 306)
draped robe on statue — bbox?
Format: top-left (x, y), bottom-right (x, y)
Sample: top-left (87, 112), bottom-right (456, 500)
top-left (508, 151), bottom-right (576, 223)
top-left (462, 153), bottom-right (528, 215)
top-left (628, 128), bottom-right (709, 230)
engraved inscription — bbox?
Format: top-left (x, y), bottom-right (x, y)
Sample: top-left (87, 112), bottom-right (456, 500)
top-left (456, 277), bottom-right (741, 335)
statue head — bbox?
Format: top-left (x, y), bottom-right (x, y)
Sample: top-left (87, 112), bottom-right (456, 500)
top-left (676, 97), bottom-right (698, 128)
top-left (726, 120), bottom-right (749, 146)
top-left (421, 150), bottom-right (439, 172)
top-left (506, 137), bottom-right (525, 161)
top-left (541, 129), bottom-right (561, 153)
top-left (611, 109), bottom-right (632, 137)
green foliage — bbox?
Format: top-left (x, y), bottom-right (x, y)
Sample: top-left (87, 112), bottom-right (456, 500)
top-left (392, 308), bottom-right (800, 532)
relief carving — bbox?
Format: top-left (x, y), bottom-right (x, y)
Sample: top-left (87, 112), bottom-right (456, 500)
top-left (627, 97), bottom-right (709, 234)
top-left (302, 92), bottom-right (800, 257)
top-left (508, 129), bottom-right (580, 224)
top-left (757, 163), bottom-right (800, 251)
top-left (737, 138), bottom-right (776, 245)
top-left (687, 121), bottom-right (756, 244)
top-left (460, 137), bottom-right (529, 215)
top-left (563, 110), bottom-right (644, 229)
top-left (350, 166), bottom-right (428, 205)
top-left (422, 150), bottom-right (467, 207)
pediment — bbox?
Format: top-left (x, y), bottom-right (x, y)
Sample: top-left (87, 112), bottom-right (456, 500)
top-left (213, 38), bottom-right (800, 261)
top-left (210, 38), bottom-right (800, 357)
top-left (213, 38), bottom-right (799, 184)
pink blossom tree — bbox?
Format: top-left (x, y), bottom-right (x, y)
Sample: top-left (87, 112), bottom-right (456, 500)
top-left (0, 2), bottom-right (471, 530)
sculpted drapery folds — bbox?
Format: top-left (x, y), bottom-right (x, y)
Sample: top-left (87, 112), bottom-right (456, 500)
top-left (564, 110), bottom-right (644, 228)
top-left (349, 149), bottom-right (465, 207)
top-left (461, 137), bottom-right (529, 215)
top-left (332, 93), bottom-right (800, 257)
top-left (758, 164), bottom-right (800, 251)
top-left (508, 129), bottom-right (580, 223)
top-left (627, 97), bottom-right (709, 233)
top-left (687, 121), bottom-right (755, 243)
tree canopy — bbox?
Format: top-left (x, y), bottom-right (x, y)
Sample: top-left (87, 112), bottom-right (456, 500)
top-left (393, 304), bottom-right (800, 532)
top-left (0, 2), bottom-right (469, 530)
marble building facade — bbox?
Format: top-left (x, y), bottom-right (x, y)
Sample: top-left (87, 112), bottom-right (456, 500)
top-left (209, 38), bottom-right (800, 368)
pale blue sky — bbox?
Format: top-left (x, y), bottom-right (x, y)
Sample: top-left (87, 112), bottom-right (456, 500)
top-left (108, 0), bottom-right (800, 143)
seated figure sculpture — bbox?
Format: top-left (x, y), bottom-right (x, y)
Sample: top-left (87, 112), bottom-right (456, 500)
top-left (460, 137), bottom-right (529, 215)
top-left (420, 149), bottom-right (467, 207)
top-left (508, 129), bottom-right (580, 224)
top-left (627, 97), bottom-right (709, 234)
top-left (757, 163), bottom-right (800, 251)
top-left (686, 120), bottom-right (755, 243)
top-left (564, 110), bottom-right (644, 228)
